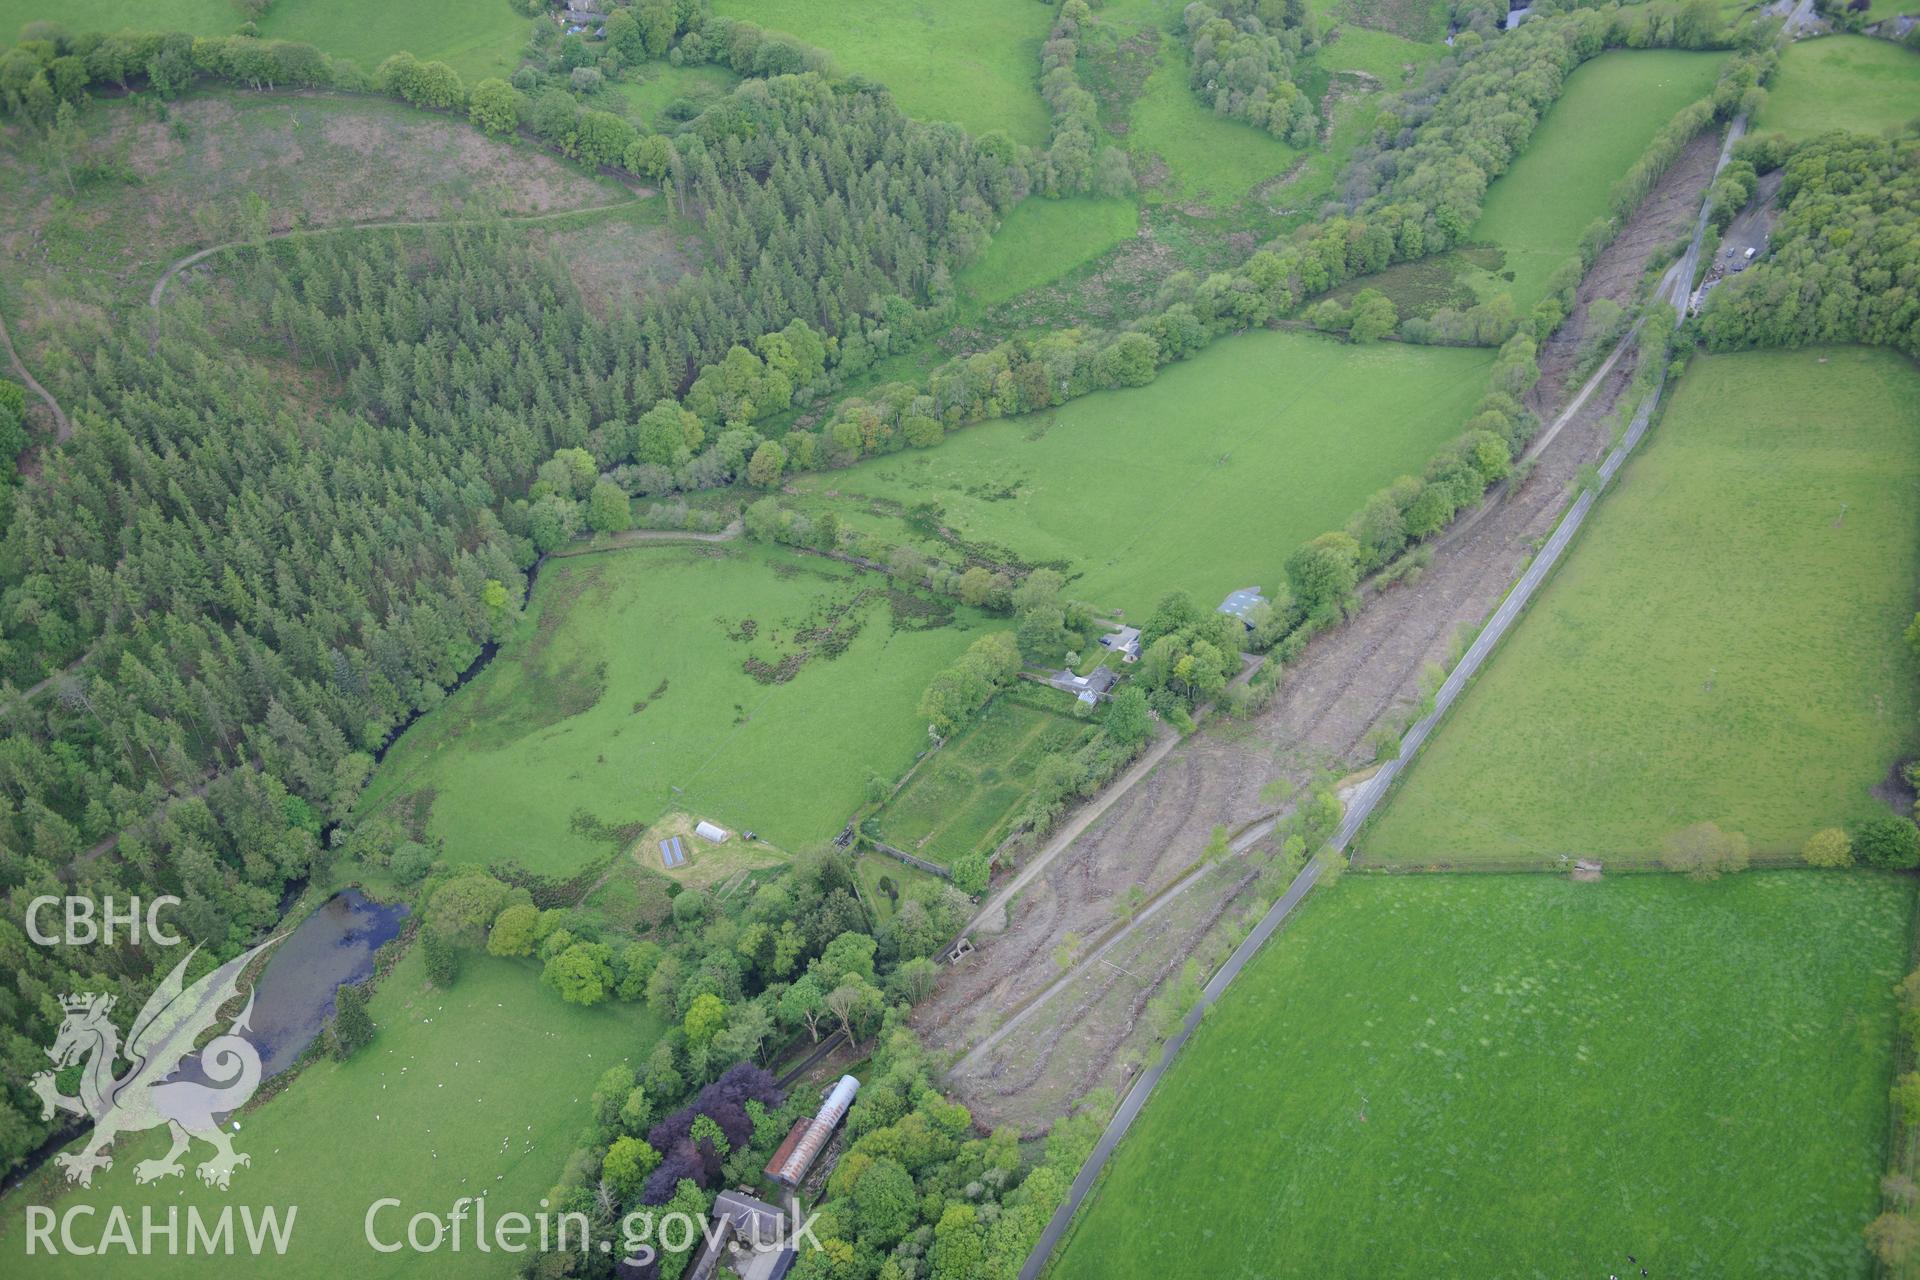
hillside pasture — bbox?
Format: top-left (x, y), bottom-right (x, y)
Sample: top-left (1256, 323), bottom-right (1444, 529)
top-left (1123, 29), bottom-right (1307, 207)
top-left (1755, 36), bottom-right (1920, 142)
top-left (1364, 346), bottom-right (1920, 864)
top-left (1, 0), bottom-right (232, 42)
top-left (0, 948), bottom-right (662, 1279)
top-left (254, 0), bottom-right (530, 83)
top-left (0, 0), bottom-right (532, 83)
top-left (789, 329), bottom-right (1494, 618)
top-left (1079, 0), bottom-right (1441, 218)
top-left (708, 0), bottom-right (1054, 143)
top-left (1076, 0), bottom-right (1306, 210)
top-left (1460, 49), bottom-right (1727, 312)
top-left (954, 197), bottom-right (1141, 318)
top-left (1052, 872), bottom-right (1912, 1279)
top-left (1314, 21), bottom-right (1447, 82)
top-left (358, 544), bottom-right (993, 874)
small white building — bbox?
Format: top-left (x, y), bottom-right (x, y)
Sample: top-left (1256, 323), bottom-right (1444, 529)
top-left (694, 820), bottom-right (730, 844)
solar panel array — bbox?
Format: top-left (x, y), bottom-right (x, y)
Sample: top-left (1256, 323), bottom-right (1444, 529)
top-left (659, 835), bottom-right (688, 868)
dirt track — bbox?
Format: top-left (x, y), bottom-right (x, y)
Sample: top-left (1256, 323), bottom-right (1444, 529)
top-left (916, 126), bottom-right (1728, 1135)
top-left (1532, 128), bottom-right (1721, 399)
top-left (0, 301), bottom-right (67, 441)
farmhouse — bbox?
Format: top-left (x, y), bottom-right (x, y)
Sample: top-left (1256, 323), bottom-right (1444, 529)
top-left (683, 1190), bottom-right (794, 1280)
top-left (1050, 665), bottom-right (1119, 704)
top-left (1217, 587), bottom-right (1267, 630)
top-left (1099, 625), bottom-right (1143, 662)
top-left (1078, 666), bottom-right (1118, 705)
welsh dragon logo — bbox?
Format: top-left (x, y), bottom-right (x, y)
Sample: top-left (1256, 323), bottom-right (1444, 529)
top-left (31, 938), bottom-right (281, 1190)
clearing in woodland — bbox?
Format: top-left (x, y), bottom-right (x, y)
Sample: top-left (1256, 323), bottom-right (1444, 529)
top-left (0, 89), bottom-right (641, 346)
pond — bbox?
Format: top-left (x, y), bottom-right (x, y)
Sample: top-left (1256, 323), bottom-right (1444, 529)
top-left (7, 889), bottom-right (412, 1189)
top-left (237, 888), bottom-right (409, 1078)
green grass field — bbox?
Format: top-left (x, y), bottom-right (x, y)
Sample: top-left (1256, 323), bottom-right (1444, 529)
top-left (257, 0), bottom-right (529, 83)
top-left (359, 544), bottom-right (993, 873)
top-left (1755, 36), bottom-right (1920, 143)
top-left (613, 62), bottom-right (741, 129)
top-left (1, 0), bottom-right (231, 44)
top-left (1365, 347), bottom-right (1920, 864)
top-left (1463, 49), bottom-right (1726, 312)
top-left (1316, 23), bottom-right (1446, 81)
top-left (955, 198), bottom-right (1140, 318)
top-left (0, 0), bottom-right (532, 83)
top-left (0, 947), bottom-right (661, 1278)
top-left (1054, 871), bottom-right (1913, 1279)
top-left (709, 0), bottom-right (1053, 144)
top-left (854, 849), bottom-right (947, 924)
top-left (791, 329), bottom-right (1493, 617)
top-left (1084, 0), bottom-right (1309, 209)
top-left (1126, 31), bottom-right (1306, 207)
top-left (871, 694), bottom-right (1095, 867)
